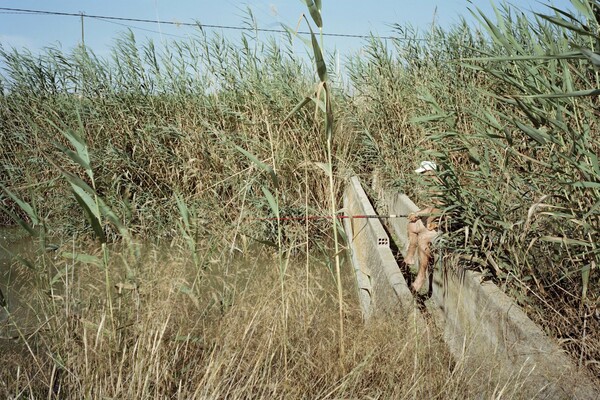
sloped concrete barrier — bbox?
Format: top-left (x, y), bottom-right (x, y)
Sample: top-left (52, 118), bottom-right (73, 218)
top-left (376, 188), bottom-right (600, 399)
top-left (343, 176), bottom-right (421, 324)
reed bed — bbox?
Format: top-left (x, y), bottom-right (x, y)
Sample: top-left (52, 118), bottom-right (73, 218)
top-left (347, 0), bottom-right (599, 377)
top-left (0, 26), bottom-right (356, 246)
top-left (1, 0), bottom-right (599, 392)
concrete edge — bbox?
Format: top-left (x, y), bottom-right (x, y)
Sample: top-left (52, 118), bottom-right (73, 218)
top-left (343, 176), bottom-right (422, 324)
top-left (374, 183), bottom-right (600, 399)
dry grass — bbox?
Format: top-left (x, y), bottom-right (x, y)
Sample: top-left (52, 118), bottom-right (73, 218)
top-left (0, 241), bottom-right (537, 399)
top-left (1, 0), bottom-right (598, 393)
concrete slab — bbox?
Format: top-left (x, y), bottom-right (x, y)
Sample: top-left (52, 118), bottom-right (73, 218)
top-left (343, 176), bottom-right (423, 328)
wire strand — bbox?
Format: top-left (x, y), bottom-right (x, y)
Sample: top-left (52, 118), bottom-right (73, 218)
top-left (0, 6), bottom-right (424, 41)
top-left (91, 16), bottom-right (190, 39)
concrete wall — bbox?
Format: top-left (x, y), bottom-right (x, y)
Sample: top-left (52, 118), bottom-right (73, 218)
top-left (377, 187), bottom-right (600, 399)
top-left (343, 177), bottom-right (422, 326)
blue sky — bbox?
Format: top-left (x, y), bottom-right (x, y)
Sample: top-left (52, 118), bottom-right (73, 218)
top-left (0, 0), bottom-right (575, 60)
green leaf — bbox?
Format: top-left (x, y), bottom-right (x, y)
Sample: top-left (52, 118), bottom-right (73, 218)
top-left (314, 0), bottom-right (322, 13)
top-left (56, 143), bottom-right (91, 172)
top-left (281, 95), bottom-right (312, 124)
top-left (314, 162), bottom-right (332, 176)
top-left (1, 185), bottom-right (39, 226)
top-left (515, 120), bottom-right (550, 145)
top-left (544, 4), bottom-right (586, 25)
top-left (62, 171), bottom-right (105, 241)
top-left (0, 205), bottom-right (37, 237)
top-left (460, 52), bottom-right (580, 62)
top-left (570, 0), bottom-right (593, 17)
top-left (519, 88), bottom-right (600, 99)
top-left (234, 145), bottom-right (279, 188)
top-left (588, 151), bottom-right (600, 176)
top-left (476, 7), bottom-right (512, 52)
top-left (572, 44), bottom-right (600, 69)
top-left (64, 174), bottom-right (100, 219)
top-left (324, 82), bottom-right (333, 141)
top-left (61, 252), bottom-right (103, 267)
top-left (62, 130), bottom-right (89, 163)
top-left (562, 59), bottom-right (574, 93)
top-left (98, 199), bottom-right (126, 236)
top-left (50, 268), bottom-right (69, 286)
top-left (583, 199), bottom-right (600, 220)
top-left (305, 0), bottom-right (322, 28)
top-left (570, 181), bottom-right (600, 188)
top-left (175, 193), bottom-right (191, 231)
top-left (540, 236), bottom-right (593, 247)
top-left (581, 264), bottom-right (590, 302)
top-left (304, 16), bottom-right (327, 82)
top-left (536, 13), bottom-right (597, 39)
top-left (467, 146), bottom-right (481, 164)
top-left (71, 188), bottom-right (106, 242)
top-left (61, 129), bottom-right (93, 180)
top-left (15, 255), bottom-right (36, 271)
top-left (310, 94), bottom-right (326, 113)
top-left (417, 92), bottom-right (445, 113)
top-left (483, 111), bottom-right (503, 130)
top-left (0, 188), bottom-right (39, 236)
top-left (281, 24), bottom-right (312, 47)
top-left (261, 186), bottom-right (279, 219)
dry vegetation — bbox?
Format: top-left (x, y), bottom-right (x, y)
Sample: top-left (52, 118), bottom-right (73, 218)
top-left (1, 0), bottom-right (599, 397)
top-left (1, 242), bottom-right (532, 399)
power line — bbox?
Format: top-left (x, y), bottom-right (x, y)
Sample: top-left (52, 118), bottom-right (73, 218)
top-left (93, 16), bottom-right (189, 40)
top-left (0, 11), bottom-right (36, 16)
top-left (0, 6), bottom-right (417, 41)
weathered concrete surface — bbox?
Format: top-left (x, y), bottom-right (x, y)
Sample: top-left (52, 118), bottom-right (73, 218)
top-left (377, 188), bottom-right (600, 399)
top-left (343, 176), bottom-right (422, 326)
top-left (341, 215), bottom-right (372, 321)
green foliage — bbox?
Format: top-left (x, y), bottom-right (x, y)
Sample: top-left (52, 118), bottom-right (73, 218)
top-left (234, 145), bottom-right (279, 189)
top-left (305, 0), bottom-right (323, 28)
top-left (429, 2), bottom-right (600, 297)
top-left (1, 186), bottom-right (39, 237)
top-left (344, 0), bottom-right (599, 375)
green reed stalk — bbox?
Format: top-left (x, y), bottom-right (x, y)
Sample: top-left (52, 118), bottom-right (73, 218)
top-left (305, 0), bottom-right (345, 361)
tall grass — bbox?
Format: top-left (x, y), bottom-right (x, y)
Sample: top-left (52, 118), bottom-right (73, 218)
top-left (433, 2), bottom-right (599, 375)
top-left (2, 237), bottom-right (543, 399)
top-left (346, 0), bottom-right (599, 376)
top-left (1, 0), bottom-right (599, 389)
top-left (0, 23), bottom-right (357, 248)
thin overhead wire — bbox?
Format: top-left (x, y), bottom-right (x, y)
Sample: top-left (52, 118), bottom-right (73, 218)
top-left (93, 16), bottom-right (190, 39)
top-left (0, 6), bottom-right (427, 42)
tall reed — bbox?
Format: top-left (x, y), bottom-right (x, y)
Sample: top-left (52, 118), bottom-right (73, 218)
top-left (0, 21), bottom-right (354, 248)
top-left (345, 0), bottom-right (599, 375)
top-left (2, 0), bottom-right (599, 383)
